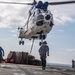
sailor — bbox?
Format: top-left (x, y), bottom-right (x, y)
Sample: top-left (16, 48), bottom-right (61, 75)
top-left (0, 46), bottom-right (4, 63)
top-left (39, 41), bottom-right (49, 70)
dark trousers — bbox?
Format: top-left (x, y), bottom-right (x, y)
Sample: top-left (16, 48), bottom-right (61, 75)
top-left (0, 56), bottom-right (2, 63)
top-left (0, 53), bottom-right (2, 63)
top-left (41, 57), bottom-right (46, 68)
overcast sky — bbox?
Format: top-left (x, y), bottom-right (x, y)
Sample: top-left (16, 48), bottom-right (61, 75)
top-left (0, 0), bottom-right (75, 65)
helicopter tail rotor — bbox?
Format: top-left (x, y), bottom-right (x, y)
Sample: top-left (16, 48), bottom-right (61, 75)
top-left (33, 0), bottom-right (37, 5)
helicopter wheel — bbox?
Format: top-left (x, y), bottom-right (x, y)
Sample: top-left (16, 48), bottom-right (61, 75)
top-left (22, 41), bottom-right (24, 45)
top-left (39, 34), bottom-right (42, 39)
top-left (39, 34), bottom-right (46, 40)
top-left (39, 35), bottom-right (46, 46)
top-left (19, 40), bottom-right (24, 45)
top-left (43, 35), bottom-right (46, 40)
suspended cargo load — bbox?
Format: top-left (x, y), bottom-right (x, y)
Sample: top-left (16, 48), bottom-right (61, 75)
top-left (29, 59), bottom-right (41, 66)
top-left (6, 51), bottom-right (41, 66)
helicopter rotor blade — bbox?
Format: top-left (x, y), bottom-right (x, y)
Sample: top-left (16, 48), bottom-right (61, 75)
top-left (33, 0), bottom-right (37, 5)
top-left (0, 1), bottom-right (33, 5)
top-left (0, 1), bottom-right (75, 5)
top-left (48, 1), bottom-right (75, 5)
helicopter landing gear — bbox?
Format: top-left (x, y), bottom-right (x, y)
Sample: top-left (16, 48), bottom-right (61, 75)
top-left (30, 39), bottom-right (35, 53)
top-left (19, 38), bottom-right (24, 45)
top-left (39, 34), bottom-right (46, 40)
top-left (39, 34), bottom-right (46, 46)
top-left (39, 42), bottom-right (42, 46)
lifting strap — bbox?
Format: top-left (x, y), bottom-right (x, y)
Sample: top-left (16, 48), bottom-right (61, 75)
top-left (30, 39), bottom-right (35, 53)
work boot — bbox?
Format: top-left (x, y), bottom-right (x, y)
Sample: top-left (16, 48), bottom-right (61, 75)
top-left (42, 67), bottom-right (45, 70)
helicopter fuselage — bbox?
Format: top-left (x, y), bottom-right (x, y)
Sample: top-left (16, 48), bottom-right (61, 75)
top-left (18, 8), bottom-right (54, 40)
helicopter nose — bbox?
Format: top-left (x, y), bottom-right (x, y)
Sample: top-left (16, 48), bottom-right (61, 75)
top-left (45, 15), bottom-right (51, 20)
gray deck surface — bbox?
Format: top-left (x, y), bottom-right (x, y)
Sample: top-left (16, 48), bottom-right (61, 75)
top-left (0, 63), bottom-right (75, 75)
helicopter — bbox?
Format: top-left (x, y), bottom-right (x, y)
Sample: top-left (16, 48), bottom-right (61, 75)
top-left (18, 0), bottom-right (54, 46)
top-left (17, 0), bottom-right (75, 46)
top-left (0, 0), bottom-right (75, 53)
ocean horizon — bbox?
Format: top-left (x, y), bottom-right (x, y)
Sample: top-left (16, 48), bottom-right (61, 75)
top-left (47, 63), bottom-right (72, 67)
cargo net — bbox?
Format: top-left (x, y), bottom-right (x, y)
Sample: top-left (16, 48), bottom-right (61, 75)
top-left (4, 51), bottom-right (41, 66)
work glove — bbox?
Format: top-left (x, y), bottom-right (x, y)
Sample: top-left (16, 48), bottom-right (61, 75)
top-left (47, 54), bottom-right (49, 56)
top-left (39, 53), bottom-right (41, 55)
top-left (3, 53), bottom-right (4, 56)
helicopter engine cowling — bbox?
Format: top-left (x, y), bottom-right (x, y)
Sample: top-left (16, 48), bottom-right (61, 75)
top-left (33, 9), bottom-right (52, 27)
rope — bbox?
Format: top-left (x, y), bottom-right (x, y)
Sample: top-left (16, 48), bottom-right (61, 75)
top-left (30, 39), bottom-right (35, 53)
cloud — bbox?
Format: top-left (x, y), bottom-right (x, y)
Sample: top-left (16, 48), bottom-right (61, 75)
top-left (12, 34), bottom-right (17, 37)
top-left (0, 0), bottom-right (75, 28)
top-left (64, 48), bottom-right (75, 52)
top-left (56, 48), bottom-right (75, 54)
top-left (49, 0), bottom-right (75, 26)
top-left (0, 0), bottom-right (31, 28)
top-left (52, 9), bottom-right (74, 26)
top-left (60, 16), bottom-right (73, 22)
top-left (10, 30), bottom-right (16, 33)
top-left (57, 29), bottom-right (64, 32)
